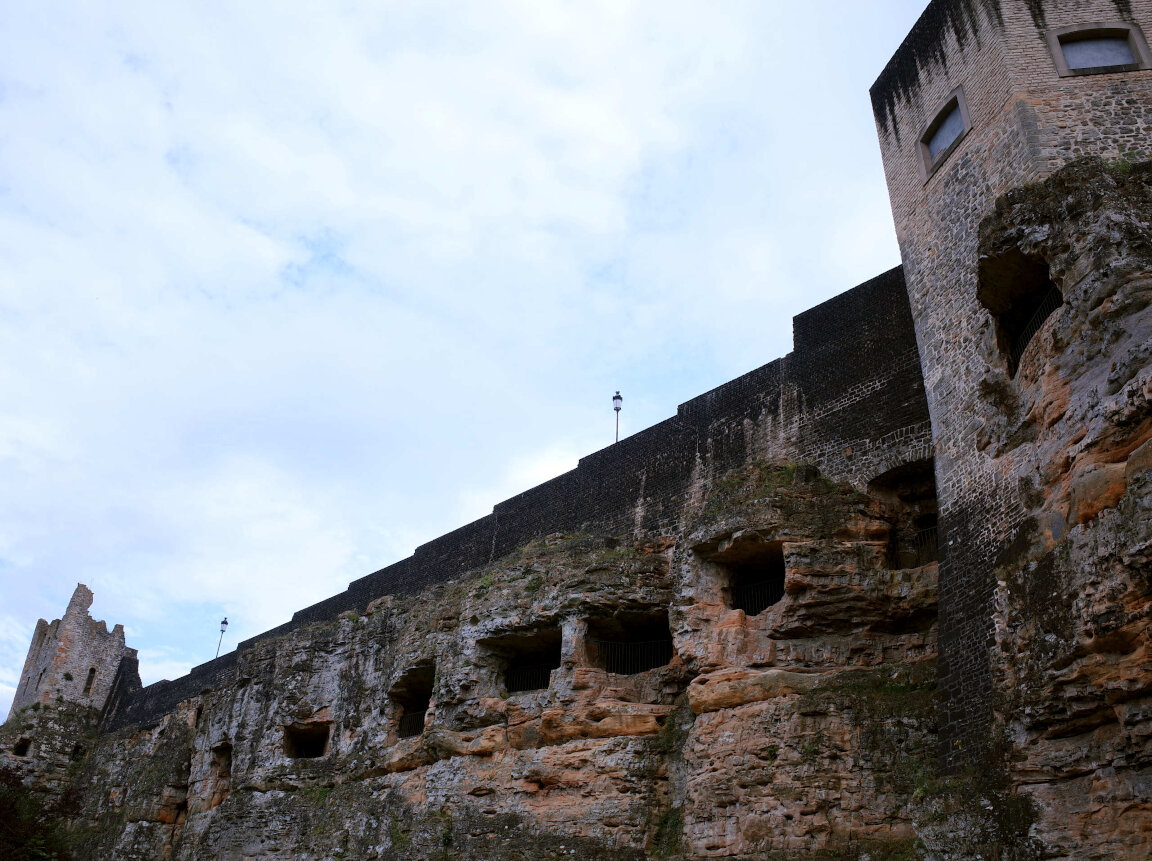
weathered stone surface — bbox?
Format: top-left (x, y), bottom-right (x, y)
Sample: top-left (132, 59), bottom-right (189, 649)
top-left (2, 468), bottom-right (941, 860)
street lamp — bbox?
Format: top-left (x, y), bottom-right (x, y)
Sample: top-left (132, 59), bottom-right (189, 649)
top-left (613, 391), bottom-right (622, 443)
top-left (216, 617), bottom-right (229, 659)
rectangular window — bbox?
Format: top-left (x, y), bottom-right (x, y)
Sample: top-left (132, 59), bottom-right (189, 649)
top-left (1049, 23), bottom-right (1151, 77)
top-left (1063, 37), bottom-right (1134, 70)
top-left (919, 87), bottom-right (971, 180)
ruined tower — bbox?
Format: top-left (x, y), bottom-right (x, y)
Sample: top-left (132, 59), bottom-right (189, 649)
top-left (871, 0), bottom-right (1152, 766)
top-left (9, 584), bottom-right (136, 718)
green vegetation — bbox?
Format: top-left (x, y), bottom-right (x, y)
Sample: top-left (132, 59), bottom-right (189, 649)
top-left (0, 767), bottom-right (74, 860)
top-left (298, 785), bottom-right (333, 804)
top-left (652, 806), bottom-right (683, 857)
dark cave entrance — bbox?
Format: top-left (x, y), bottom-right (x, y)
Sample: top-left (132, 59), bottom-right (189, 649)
top-left (391, 662), bottom-right (435, 739)
top-left (869, 458), bottom-right (939, 568)
top-left (978, 248), bottom-right (1063, 377)
top-left (586, 611), bottom-right (674, 675)
top-left (283, 721), bottom-right (331, 759)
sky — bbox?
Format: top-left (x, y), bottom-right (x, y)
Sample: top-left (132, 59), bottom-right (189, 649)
top-left (0, 0), bottom-right (928, 718)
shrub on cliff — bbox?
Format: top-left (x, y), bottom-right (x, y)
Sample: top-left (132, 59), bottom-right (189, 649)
top-left (0, 767), bottom-right (73, 861)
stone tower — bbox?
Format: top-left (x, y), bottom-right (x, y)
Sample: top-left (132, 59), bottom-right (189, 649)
top-left (871, 0), bottom-right (1152, 770)
top-left (8, 583), bottom-right (136, 718)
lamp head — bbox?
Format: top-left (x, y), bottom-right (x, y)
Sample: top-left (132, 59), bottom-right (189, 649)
top-left (220, 617), bottom-right (229, 634)
top-left (613, 391), bottom-right (622, 412)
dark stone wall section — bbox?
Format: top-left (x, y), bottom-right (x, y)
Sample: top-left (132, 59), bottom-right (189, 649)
top-left (109, 266), bottom-right (931, 730)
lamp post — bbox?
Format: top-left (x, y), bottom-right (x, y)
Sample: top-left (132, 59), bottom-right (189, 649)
top-left (216, 617), bottom-right (229, 659)
top-left (613, 391), bottom-right (622, 443)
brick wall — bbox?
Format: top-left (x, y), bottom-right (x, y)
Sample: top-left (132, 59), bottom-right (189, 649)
top-left (871, 0), bottom-right (1152, 764)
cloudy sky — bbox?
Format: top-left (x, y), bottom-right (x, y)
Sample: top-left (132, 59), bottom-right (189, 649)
top-left (0, 0), bottom-right (926, 717)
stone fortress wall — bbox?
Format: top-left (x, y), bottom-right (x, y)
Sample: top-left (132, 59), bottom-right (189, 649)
top-left (2, 0), bottom-right (1151, 858)
top-left (99, 265), bottom-right (931, 732)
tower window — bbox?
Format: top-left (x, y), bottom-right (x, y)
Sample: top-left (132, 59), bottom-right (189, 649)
top-left (1049, 23), bottom-right (1151, 77)
top-left (83, 667), bottom-right (96, 695)
top-left (920, 87), bottom-right (971, 178)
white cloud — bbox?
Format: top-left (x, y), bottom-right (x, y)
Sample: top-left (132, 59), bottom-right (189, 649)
top-left (0, 0), bottom-right (925, 712)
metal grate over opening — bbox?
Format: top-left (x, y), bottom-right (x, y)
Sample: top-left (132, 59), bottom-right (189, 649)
top-left (588, 638), bottom-right (673, 675)
top-left (505, 663), bottom-right (556, 693)
top-left (1009, 285), bottom-right (1063, 375)
top-left (397, 711), bottom-right (426, 738)
top-left (730, 578), bottom-right (786, 616)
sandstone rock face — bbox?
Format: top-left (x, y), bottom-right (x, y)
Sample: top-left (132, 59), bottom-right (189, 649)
top-left (966, 159), bottom-right (1152, 860)
top-left (32, 466), bottom-right (937, 860)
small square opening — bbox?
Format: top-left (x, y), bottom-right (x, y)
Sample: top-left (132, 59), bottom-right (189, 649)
top-left (283, 722), bottom-right (331, 759)
top-left (503, 630), bottom-right (562, 694)
top-left (587, 611), bottom-right (674, 675)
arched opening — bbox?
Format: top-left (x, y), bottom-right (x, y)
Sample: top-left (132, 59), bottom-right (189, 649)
top-left (13, 738), bottom-right (31, 757)
top-left (391, 662), bottom-right (435, 739)
top-left (869, 459), bottom-right (939, 568)
top-left (978, 248), bottom-right (1063, 377)
top-left (82, 667), bottom-right (96, 695)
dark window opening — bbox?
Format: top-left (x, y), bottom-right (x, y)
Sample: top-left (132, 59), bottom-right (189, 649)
top-left (13, 738), bottom-right (31, 757)
top-left (194, 706), bottom-right (203, 727)
top-left (695, 534), bottom-right (787, 616)
top-left (283, 722), bottom-right (331, 759)
top-left (869, 459), bottom-right (939, 568)
top-left (82, 667), bottom-right (96, 695)
top-left (391, 662), bottom-right (434, 739)
top-left (587, 612), bottom-right (674, 675)
top-left (70, 743), bottom-right (86, 762)
top-left (211, 742), bottom-right (232, 780)
top-left (978, 249), bottom-right (1063, 377)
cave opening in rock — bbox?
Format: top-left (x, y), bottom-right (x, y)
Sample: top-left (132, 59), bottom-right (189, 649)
top-left (717, 541), bottom-right (787, 616)
top-left (12, 738), bottom-right (31, 757)
top-left (493, 627), bottom-right (563, 694)
top-left (586, 611), bottom-right (674, 675)
top-left (869, 458), bottom-right (939, 568)
top-left (391, 662), bottom-right (435, 738)
top-left (977, 248), bottom-right (1063, 377)
top-left (209, 742), bottom-right (232, 807)
top-left (282, 722), bottom-right (331, 759)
